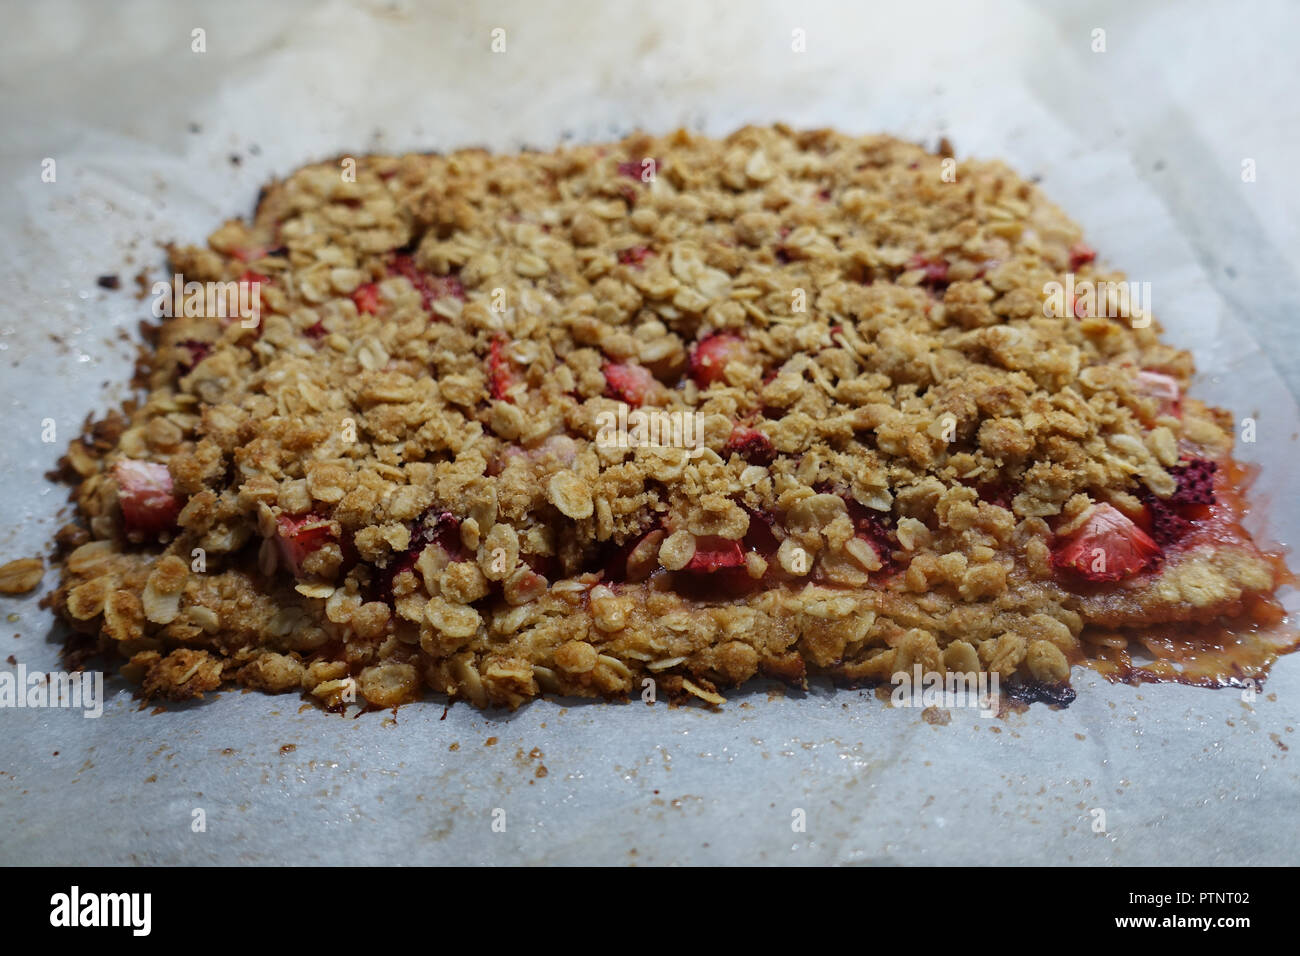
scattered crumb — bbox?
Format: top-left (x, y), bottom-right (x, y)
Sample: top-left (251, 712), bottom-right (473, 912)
top-left (922, 706), bottom-right (951, 726)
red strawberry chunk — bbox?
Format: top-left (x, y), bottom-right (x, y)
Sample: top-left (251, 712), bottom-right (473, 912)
top-left (617, 157), bottom-right (658, 181)
top-left (375, 510), bottom-right (463, 603)
top-left (1068, 242), bottom-right (1097, 270)
top-left (176, 339), bottom-right (212, 373)
top-left (1135, 370), bottom-right (1182, 417)
top-left (489, 335), bottom-right (516, 401)
top-left (1139, 495), bottom-right (1192, 548)
top-left (906, 254), bottom-right (949, 284)
top-left (617, 246), bottom-right (652, 267)
top-left (603, 361), bottom-right (658, 407)
top-left (304, 320), bottom-right (328, 339)
top-left (1168, 457), bottom-right (1217, 505)
top-left (684, 536), bottom-right (745, 572)
top-left (842, 498), bottom-right (897, 569)
top-left (975, 481), bottom-right (1017, 510)
top-left (741, 507), bottom-right (781, 557)
top-left (275, 513), bottom-right (335, 579)
top-left (723, 425), bottom-right (777, 466)
top-left (114, 460), bottom-right (180, 537)
top-left (352, 282), bottom-right (381, 315)
top-left (409, 510), bottom-right (464, 562)
top-left (1053, 503), bottom-right (1161, 582)
top-left (689, 333), bottom-right (751, 387)
top-left (232, 245), bottom-right (285, 263)
top-left (388, 255), bottom-right (465, 315)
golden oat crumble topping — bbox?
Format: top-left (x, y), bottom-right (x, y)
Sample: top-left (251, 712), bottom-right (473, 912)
top-left (49, 125), bottom-right (1287, 709)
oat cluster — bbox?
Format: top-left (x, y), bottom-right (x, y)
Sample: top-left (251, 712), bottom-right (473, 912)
top-left (50, 126), bottom-right (1280, 708)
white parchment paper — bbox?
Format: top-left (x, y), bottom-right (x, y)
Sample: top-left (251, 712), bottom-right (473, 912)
top-left (1, 0), bottom-right (1298, 865)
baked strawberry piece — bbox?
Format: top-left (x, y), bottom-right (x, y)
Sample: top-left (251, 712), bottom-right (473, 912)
top-left (275, 514), bottom-right (335, 579)
top-left (689, 333), bottom-right (752, 386)
top-left (113, 460), bottom-right (180, 538)
top-left (1053, 504), bottom-right (1161, 582)
top-left (488, 335), bottom-right (517, 401)
top-left (1135, 369), bottom-right (1183, 417)
top-left (722, 426), bottom-right (776, 466)
top-left (352, 282), bottom-right (381, 315)
top-left (603, 361), bottom-right (659, 406)
top-left (388, 255), bottom-right (464, 313)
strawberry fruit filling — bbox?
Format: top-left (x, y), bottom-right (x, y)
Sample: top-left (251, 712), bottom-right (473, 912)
top-left (372, 510), bottom-right (464, 604)
top-left (844, 499), bottom-right (896, 569)
top-left (684, 536), bottom-right (746, 573)
top-left (906, 254), bottom-right (949, 284)
top-left (114, 460), bottom-right (181, 537)
top-left (1132, 456), bottom-right (1218, 548)
top-left (603, 361), bottom-right (658, 407)
top-left (1138, 495), bottom-right (1193, 548)
top-left (689, 332), bottom-right (751, 386)
top-left (1134, 370), bottom-right (1182, 418)
top-left (1053, 503), bottom-right (1162, 582)
top-left (275, 513), bottom-right (335, 578)
top-left (388, 255), bottom-right (465, 315)
top-left (722, 425), bottom-right (776, 466)
top-left (1068, 241), bottom-right (1097, 270)
top-left (175, 339), bottom-right (212, 374)
top-left (352, 282), bottom-right (381, 315)
top-left (1168, 457), bottom-right (1217, 505)
top-left (617, 158), bottom-right (658, 181)
top-left (617, 246), bottom-right (652, 266)
top-left (488, 335), bottom-right (517, 401)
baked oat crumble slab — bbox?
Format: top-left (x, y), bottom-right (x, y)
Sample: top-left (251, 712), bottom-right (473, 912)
top-left (48, 126), bottom-right (1296, 710)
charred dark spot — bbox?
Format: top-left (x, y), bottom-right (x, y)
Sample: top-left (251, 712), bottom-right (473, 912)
top-left (1005, 680), bottom-right (1076, 709)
